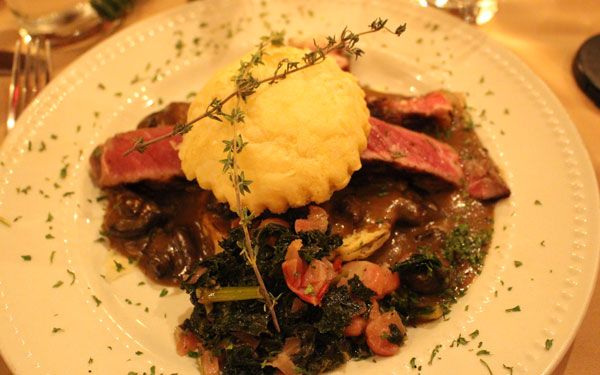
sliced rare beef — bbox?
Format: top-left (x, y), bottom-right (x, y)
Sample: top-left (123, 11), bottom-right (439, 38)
top-left (90, 126), bottom-right (184, 187)
top-left (365, 89), bottom-right (510, 200)
top-left (137, 102), bottom-right (190, 128)
top-left (91, 117), bottom-right (465, 190)
top-left (90, 89), bottom-right (509, 201)
top-left (364, 88), bottom-right (458, 130)
top-left (461, 145), bottom-right (511, 200)
top-left (361, 117), bottom-right (464, 187)
top-left (94, 98), bottom-right (502, 291)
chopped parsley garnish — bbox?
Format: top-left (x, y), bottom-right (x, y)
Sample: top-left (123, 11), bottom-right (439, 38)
top-left (480, 359), bottom-right (493, 374)
top-left (135, 351), bottom-right (143, 355)
top-left (545, 338), bottom-right (553, 350)
top-left (514, 260), bottom-right (523, 267)
top-left (46, 213), bottom-right (54, 222)
top-left (187, 350), bottom-right (199, 358)
top-left (159, 288), bottom-right (168, 297)
top-left (477, 350), bottom-right (490, 356)
top-left (304, 283), bottom-right (315, 295)
top-left (114, 260), bottom-right (124, 272)
top-left (21, 255), bottom-right (32, 261)
top-left (456, 333), bottom-right (469, 346)
top-left (428, 344), bottom-right (442, 365)
top-left (505, 305), bottom-right (521, 312)
top-left (0, 216), bottom-right (10, 227)
top-left (469, 329), bottom-right (479, 339)
top-left (503, 364), bottom-right (513, 374)
top-left (50, 251), bottom-right (56, 263)
top-left (534, 199), bottom-right (542, 205)
top-left (92, 295), bottom-right (102, 307)
top-left (59, 164), bottom-right (69, 179)
top-left (52, 327), bottom-right (63, 333)
top-left (52, 280), bottom-right (64, 288)
top-left (67, 269), bottom-right (76, 285)
top-left (130, 74), bottom-right (142, 84)
top-left (410, 357), bottom-right (417, 368)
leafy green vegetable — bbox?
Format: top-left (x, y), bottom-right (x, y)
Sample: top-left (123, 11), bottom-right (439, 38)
top-left (315, 285), bottom-right (363, 337)
top-left (181, 223), bottom-right (373, 374)
top-left (297, 229), bottom-right (342, 263)
top-left (348, 274), bottom-right (376, 302)
top-left (384, 324), bottom-right (405, 345)
top-left (391, 253), bottom-right (442, 275)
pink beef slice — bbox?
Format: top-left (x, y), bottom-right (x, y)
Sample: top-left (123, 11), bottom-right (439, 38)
top-left (365, 89), bottom-right (510, 200)
top-left (362, 117), bottom-right (464, 186)
top-left (90, 126), bottom-right (183, 187)
top-left (364, 88), bottom-right (458, 129)
top-left (461, 148), bottom-right (511, 200)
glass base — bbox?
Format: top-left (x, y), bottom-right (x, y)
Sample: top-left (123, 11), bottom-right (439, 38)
top-left (10, 2), bottom-right (113, 46)
top-left (425, 0), bottom-right (498, 25)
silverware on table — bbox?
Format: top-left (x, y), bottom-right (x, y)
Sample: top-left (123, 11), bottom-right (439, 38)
top-left (7, 35), bottom-right (53, 130)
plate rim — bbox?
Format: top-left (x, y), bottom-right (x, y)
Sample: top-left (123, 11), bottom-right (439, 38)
top-left (0, 1), bottom-right (598, 374)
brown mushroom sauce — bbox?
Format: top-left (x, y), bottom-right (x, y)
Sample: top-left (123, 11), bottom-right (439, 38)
top-left (100, 102), bottom-right (496, 306)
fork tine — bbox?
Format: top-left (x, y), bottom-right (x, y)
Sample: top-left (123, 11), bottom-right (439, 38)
top-left (7, 39), bottom-right (22, 130)
top-left (44, 39), bottom-right (53, 79)
top-left (22, 38), bottom-right (34, 107)
top-left (6, 35), bottom-right (53, 130)
top-left (31, 38), bottom-right (41, 99)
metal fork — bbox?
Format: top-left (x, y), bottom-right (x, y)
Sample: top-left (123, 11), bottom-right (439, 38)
top-left (7, 34), bottom-right (53, 130)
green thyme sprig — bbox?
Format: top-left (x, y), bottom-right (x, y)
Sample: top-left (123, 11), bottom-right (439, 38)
top-left (122, 18), bottom-right (406, 331)
top-left (122, 19), bottom-right (405, 156)
top-left (223, 33), bottom-right (283, 331)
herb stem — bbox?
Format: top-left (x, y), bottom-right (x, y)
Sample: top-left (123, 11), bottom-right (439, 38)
top-left (195, 286), bottom-right (263, 303)
top-left (121, 18), bottom-right (406, 335)
top-left (231, 103), bottom-right (281, 331)
top-left (122, 20), bottom-right (405, 157)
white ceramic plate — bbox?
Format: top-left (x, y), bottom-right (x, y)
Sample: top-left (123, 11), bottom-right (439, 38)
top-left (1, 1), bottom-right (598, 374)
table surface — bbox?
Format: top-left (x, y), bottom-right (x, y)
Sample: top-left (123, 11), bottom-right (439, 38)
top-left (0, 0), bottom-right (598, 374)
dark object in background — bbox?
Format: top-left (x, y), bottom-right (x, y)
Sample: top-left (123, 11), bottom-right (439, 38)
top-left (573, 34), bottom-right (600, 108)
top-left (90, 0), bottom-right (134, 21)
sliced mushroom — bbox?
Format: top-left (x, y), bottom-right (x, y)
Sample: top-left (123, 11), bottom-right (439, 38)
top-left (334, 225), bottom-right (391, 261)
top-left (104, 189), bottom-right (164, 239)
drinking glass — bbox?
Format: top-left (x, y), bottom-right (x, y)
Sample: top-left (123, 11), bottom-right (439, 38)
top-left (6, 0), bottom-right (107, 45)
top-left (420, 0), bottom-right (498, 25)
